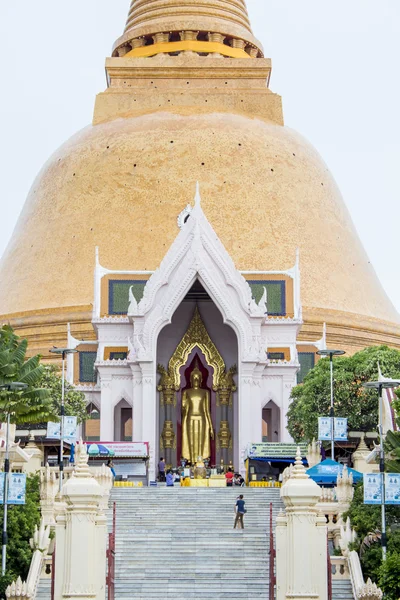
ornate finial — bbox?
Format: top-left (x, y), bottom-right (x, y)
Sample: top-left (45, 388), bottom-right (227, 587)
top-left (74, 440), bottom-right (91, 478)
top-left (291, 446), bottom-right (308, 479)
top-left (258, 286), bottom-right (268, 313)
top-left (194, 182), bottom-right (201, 207)
top-left (128, 285), bottom-right (139, 314)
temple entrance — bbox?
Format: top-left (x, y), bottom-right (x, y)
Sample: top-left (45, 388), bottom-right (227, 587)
top-left (114, 399), bottom-right (133, 441)
top-left (262, 401), bottom-right (281, 442)
top-left (156, 282), bottom-right (238, 470)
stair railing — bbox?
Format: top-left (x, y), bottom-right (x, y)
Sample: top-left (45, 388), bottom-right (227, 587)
top-left (269, 502), bottom-right (276, 600)
top-left (327, 536), bottom-right (332, 600)
top-left (106, 502), bottom-right (116, 600)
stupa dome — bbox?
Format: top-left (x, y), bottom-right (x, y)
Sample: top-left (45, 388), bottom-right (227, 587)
top-left (1, 110), bottom-right (399, 354)
top-left (1, 0), bottom-right (399, 356)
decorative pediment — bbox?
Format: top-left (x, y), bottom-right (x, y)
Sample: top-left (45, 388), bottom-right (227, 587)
top-left (128, 184), bottom-right (268, 364)
top-left (168, 306), bottom-right (225, 390)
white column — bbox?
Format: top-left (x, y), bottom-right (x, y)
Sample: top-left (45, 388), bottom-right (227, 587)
top-left (56, 443), bottom-right (107, 600)
top-left (281, 375), bottom-right (296, 443)
top-left (140, 362), bottom-right (157, 481)
top-left (100, 377), bottom-right (114, 440)
top-left (130, 364), bottom-right (143, 441)
top-left (278, 448), bottom-right (327, 600)
top-left (238, 363), bottom-right (257, 476)
top-left (276, 511), bottom-right (288, 600)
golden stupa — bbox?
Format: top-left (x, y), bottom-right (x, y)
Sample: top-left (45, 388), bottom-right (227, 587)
top-left (0, 0), bottom-right (399, 356)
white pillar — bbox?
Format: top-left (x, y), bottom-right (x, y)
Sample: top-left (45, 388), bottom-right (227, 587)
top-left (238, 364), bottom-right (257, 475)
top-left (278, 448), bottom-right (327, 600)
top-left (281, 376), bottom-right (295, 443)
top-left (131, 364), bottom-right (143, 441)
top-left (140, 363), bottom-right (157, 480)
top-left (55, 443), bottom-right (107, 600)
top-left (100, 377), bottom-right (114, 440)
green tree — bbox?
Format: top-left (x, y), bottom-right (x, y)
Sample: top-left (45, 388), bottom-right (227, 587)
top-left (343, 483), bottom-right (400, 582)
top-left (288, 345), bottom-right (400, 442)
top-left (0, 325), bottom-right (55, 424)
top-left (385, 430), bottom-right (400, 473)
top-left (0, 475), bottom-right (41, 598)
top-left (379, 551), bottom-right (400, 600)
top-left (37, 365), bottom-right (88, 424)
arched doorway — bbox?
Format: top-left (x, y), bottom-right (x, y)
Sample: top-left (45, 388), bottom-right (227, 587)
top-left (262, 400), bottom-right (281, 442)
top-left (114, 399), bottom-right (133, 441)
top-left (156, 281), bottom-right (238, 468)
top-left (83, 402), bottom-right (101, 442)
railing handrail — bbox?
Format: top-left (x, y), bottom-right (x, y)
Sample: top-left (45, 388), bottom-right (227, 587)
top-left (106, 502), bottom-right (116, 600)
top-left (327, 536), bottom-right (332, 600)
top-left (269, 502), bottom-right (276, 600)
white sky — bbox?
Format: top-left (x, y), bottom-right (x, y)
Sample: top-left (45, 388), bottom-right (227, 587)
top-left (0, 1), bottom-right (399, 313)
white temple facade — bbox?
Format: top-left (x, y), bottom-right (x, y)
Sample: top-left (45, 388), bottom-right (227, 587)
top-left (67, 186), bottom-right (326, 479)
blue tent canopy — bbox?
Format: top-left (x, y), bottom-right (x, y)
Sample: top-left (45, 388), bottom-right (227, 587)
top-left (306, 459), bottom-right (362, 485)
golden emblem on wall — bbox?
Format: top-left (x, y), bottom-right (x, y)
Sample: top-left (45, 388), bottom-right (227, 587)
top-left (160, 420), bottom-right (176, 450)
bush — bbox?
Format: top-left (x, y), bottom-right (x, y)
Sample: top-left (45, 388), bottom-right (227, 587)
top-left (0, 474), bottom-right (41, 598)
top-left (379, 551), bottom-right (400, 600)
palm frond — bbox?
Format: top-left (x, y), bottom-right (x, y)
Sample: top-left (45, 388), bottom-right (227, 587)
top-left (18, 365), bottom-right (46, 387)
top-left (10, 338), bottom-right (28, 366)
top-left (18, 355), bottom-right (41, 378)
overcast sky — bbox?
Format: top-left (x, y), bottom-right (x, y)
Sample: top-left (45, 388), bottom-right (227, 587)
top-left (0, 1), bottom-right (399, 313)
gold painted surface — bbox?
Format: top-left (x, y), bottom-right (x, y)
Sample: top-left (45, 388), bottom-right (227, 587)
top-left (169, 307), bottom-right (225, 390)
top-left (114, 0), bottom-right (262, 57)
top-left (182, 366), bottom-right (214, 463)
top-left (157, 364), bottom-right (177, 406)
top-left (125, 40), bottom-right (251, 59)
top-left (1, 111), bottom-right (398, 347)
top-left (160, 420), bottom-right (176, 450)
top-left (104, 347), bottom-right (128, 360)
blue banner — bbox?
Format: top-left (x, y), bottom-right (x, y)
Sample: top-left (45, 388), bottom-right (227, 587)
top-left (385, 474), bottom-right (400, 505)
top-left (0, 473), bottom-right (26, 505)
top-left (364, 473), bottom-right (382, 505)
top-left (334, 418), bottom-right (348, 441)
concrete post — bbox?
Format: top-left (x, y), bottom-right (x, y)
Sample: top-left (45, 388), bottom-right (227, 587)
top-left (277, 447), bottom-right (328, 600)
top-left (54, 442), bottom-right (107, 600)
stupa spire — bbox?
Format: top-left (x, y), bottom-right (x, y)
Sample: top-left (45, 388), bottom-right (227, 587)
top-left (113, 0), bottom-right (263, 58)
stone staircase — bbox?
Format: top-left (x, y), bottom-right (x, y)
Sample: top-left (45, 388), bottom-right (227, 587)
top-left (112, 486), bottom-right (282, 600)
top-left (332, 579), bottom-right (355, 600)
top-left (35, 485), bottom-right (355, 600)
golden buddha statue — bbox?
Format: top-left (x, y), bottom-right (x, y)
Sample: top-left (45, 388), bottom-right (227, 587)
top-left (181, 366), bottom-right (214, 464)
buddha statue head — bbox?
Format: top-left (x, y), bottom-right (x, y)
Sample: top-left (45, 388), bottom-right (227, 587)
top-left (190, 366), bottom-right (203, 389)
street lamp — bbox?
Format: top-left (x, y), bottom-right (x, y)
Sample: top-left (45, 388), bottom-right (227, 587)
top-left (316, 349), bottom-right (346, 461)
top-left (0, 382), bottom-right (28, 576)
top-left (49, 347), bottom-right (77, 492)
top-left (362, 379), bottom-right (400, 561)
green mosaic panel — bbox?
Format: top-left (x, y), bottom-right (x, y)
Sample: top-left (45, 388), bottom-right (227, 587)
top-left (248, 281), bottom-right (286, 316)
top-left (79, 352), bottom-right (97, 383)
top-left (109, 352), bottom-right (128, 361)
top-left (297, 352), bottom-right (315, 384)
top-left (109, 280), bottom-right (147, 315)
top-left (268, 352), bottom-right (285, 361)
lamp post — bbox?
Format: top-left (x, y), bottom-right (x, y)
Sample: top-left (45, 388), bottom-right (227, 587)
top-left (49, 347), bottom-right (77, 493)
top-left (362, 379), bottom-right (400, 561)
top-left (0, 382), bottom-right (28, 576)
top-left (316, 349), bottom-right (346, 461)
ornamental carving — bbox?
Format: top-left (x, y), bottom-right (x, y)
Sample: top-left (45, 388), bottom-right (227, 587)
top-left (217, 366), bottom-right (237, 406)
top-left (168, 307), bottom-right (225, 390)
top-left (157, 364), bottom-right (177, 406)
top-left (217, 421), bottom-right (232, 450)
top-left (160, 420), bottom-right (176, 450)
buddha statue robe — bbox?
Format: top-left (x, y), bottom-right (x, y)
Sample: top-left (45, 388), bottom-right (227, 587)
top-left (181, 366), bottom-right (214, 464)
